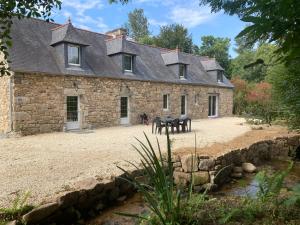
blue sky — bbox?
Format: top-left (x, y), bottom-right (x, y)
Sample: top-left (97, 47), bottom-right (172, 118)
top-left (52, 0), bottom-right (246, 57)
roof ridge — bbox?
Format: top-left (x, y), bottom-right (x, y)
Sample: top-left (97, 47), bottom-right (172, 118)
top-left (26, 17), bottom-right (213, 60)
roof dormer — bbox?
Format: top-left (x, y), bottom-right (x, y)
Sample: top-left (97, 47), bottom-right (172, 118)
top-left (105, 28), bottom-right (137, 56)
top-left (50, 19), bottom-right (89, 46)
top-left (50, 19), bottom-right (90, 71)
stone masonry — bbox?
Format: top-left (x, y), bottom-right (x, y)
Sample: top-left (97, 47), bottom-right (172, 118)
top-left (3, 72), bottom-right (233, 135)
top-left (0, 75), bottom-right (10, 134)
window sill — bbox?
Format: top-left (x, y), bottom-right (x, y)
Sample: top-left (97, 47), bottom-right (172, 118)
top-left (163, 108), bottom-right (169, 112)
top-left (124, 71), bottom-right (135, 76)
top-left (179, 77), bottom-right (187, 80)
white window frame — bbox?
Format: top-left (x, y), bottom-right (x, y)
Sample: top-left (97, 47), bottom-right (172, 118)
top-left (124, 54), bottom-right (133, 72)
top-left (68, 44), bottom-right (81, 66)
top-left (217, 70), bottom-right (224, 83)
top-left (208, 94), bottom-right (218, 118)
top-left (179, 64), bottom-right (187, 80)
top-left (163, 94), bottom-right (169, 111)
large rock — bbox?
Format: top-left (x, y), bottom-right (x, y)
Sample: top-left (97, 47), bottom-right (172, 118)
top-left (22, 202), bottom-right (59, 224)
top-left (73, 177), bottom-right (98, 190)
top-left (181, 155), bottom-right (199, 172)
top-left (193, 171), bottom-right (209, 185)
top-left (173, 171), bottom-right (191, 186)
top-left (198, 159), bottom-right (215, 171)
top-left (242, 162), bottom-right (256, 173)
top-left (231, 172), bottom-right (243, 179)
top-left (233, 166), bottom-right (243, 173)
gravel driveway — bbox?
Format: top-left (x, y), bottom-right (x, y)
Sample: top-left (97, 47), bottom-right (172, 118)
top-left (0, 117), bottom-right (250, 206)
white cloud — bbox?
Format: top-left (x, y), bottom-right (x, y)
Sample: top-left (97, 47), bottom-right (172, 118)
top-left (62, 0), bottom-right (104, 16)
top-left (149, 18), bottom-right (167, 27)
top-left (169, 6), bottom-right (216, 28)
top-left (74, 15), bottom-right (109, 33)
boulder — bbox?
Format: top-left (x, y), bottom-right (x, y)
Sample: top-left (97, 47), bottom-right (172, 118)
top-left (181, 155), bottom-right (199, 172)
top-left (231, 172), bottom-right (243, 179)
top-left (233, 166), bottom-right (243, 173)
top-left (173, 171), bottom-right (190, 186)
top-left (22, 202), bottom-right (59, 224)
top-left (6, 221), bottom-right (17, 225)
top-left (242, 163), bottom-right (256, 173)
top-left (73, 178), bottom-right (98, 191)
top-left (193, 171), bottom-right (210, 185)
top-left (198, 159), bottom-right (215, 171)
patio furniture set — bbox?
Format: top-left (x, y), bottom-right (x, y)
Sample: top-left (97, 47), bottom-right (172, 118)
top-left (151, 116), bottom-right (192, 135)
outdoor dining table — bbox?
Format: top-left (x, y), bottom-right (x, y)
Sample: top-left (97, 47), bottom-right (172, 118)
top-left (160, 117), bottom-right (192, 133)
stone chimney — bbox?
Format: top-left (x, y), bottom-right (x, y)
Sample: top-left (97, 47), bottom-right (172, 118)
top-left (105, 28), bottom-right (127, 38)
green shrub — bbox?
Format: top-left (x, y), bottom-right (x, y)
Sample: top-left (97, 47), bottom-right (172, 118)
top-left (0, 191), bottom-right (34, 223)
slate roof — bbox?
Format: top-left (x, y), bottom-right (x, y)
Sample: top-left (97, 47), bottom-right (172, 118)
top-left (50, 22), bottom-right (89, 46)
top-left (8, 17), bottom-right (233, 88)
top-left (201, 58), bottom-right (224, 71)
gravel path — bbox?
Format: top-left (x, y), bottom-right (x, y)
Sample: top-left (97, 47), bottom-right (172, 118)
top-left (0, 117), bottom-right (249, 206)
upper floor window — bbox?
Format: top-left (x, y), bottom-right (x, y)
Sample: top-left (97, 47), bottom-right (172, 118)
top-left (163, 94), bottom-right (169, 110)
top-left (68, 45), bottom-right (80, 66)
top-left (179, 64), bottom-right (187, 79)
top-left (124, 54), bottom-right (133, 72)
top-left (217, 70), bottom-right (224, 83)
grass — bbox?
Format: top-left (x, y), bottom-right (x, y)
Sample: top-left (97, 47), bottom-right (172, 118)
top-left (0, 191), bottom-right (34, 224)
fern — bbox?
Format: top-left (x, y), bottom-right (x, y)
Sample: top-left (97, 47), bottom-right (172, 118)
top-left (0, 191), bottom-right (34, 222)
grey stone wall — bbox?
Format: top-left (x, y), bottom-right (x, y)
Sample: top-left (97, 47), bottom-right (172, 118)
top-left (11, 73), bottom-right (233, 135)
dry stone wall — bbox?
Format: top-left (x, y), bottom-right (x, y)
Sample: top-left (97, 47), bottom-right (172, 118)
top-left (17, 134), bottom-right (300, 225)
top-left (172, 134), bottom-right (300, 190)
top-left (11, 73), bottom-right (233, 135)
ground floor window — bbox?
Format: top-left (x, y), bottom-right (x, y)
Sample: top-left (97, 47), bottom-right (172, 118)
top-left (181, 95), bottom-right (187, 116)
top-left (120, 97), bottom-right (128, 118)
top-left (208, 95), bottom-right (218, 117)
top-left (163, 94), bottom-right (169, 110)
top-left (67, 96), bottom-right (78, 122)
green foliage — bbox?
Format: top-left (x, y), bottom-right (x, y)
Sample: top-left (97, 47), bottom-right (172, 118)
top-left (230, 43), bottom-right (278, 82)
top-left (153, 24), bottom-right (194, 54)
top-left (255, 161), bottom-right (293, 203)
top-left (267, 61), bottom-right (300, 130)
top-left (284, 184), bottom-right (300, 207)
top-left (0, 191), bottom-right (34, 222)
top-left (0, 0), bottom-right (62, 76)
top-left (199, 0), bottom-right (300, 64)
top-left (124, 9), bottom-right (150, 42)
top-left (117, 130), bottom-right (182, 225)
top-left (198, 35), bottom-right (231, 75)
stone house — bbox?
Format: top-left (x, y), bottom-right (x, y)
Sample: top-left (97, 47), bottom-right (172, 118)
top-left (0, 18), bottom-right (234, 135)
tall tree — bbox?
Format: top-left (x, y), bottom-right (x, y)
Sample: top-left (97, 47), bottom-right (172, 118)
top-left (230, 43), bottom-right (278, 82)
top-left (124, 8), bottom-right (150, 41)
top-left (154, 24), bottom-right (193, 53)
top-left (0, 0), bottom-right (62, 76)
top-left (198, 35), bottom-right (231, 74)
top-left (199, 0), bottom-right (300, 64)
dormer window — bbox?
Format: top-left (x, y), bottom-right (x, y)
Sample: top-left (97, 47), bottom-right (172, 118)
top-left (68, 44), bottom-right (80, 66)
top-left (123, 54), bottom-right (133, 72)
top-left (179, 64), bottom-right (187, 79)
top-left (217, 70), bottom-right (224, 83)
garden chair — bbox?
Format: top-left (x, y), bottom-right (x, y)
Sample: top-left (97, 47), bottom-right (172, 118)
top-left (171, 118), bottom-right (180, 134)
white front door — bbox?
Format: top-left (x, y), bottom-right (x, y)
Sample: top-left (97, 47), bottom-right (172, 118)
top-left (120, 96), bottom-right (129, 125)
top-left (208, 95), bottom-right (218, 117)
top-left (66, 96), bottom-right (80, 130)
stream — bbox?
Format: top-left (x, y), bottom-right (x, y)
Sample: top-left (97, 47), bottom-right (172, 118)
top-left (87, 158), bottom-right (300, 225)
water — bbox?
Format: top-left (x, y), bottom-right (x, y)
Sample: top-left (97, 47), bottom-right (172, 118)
top-left (87, 158), bottom-right (300, 225)
top-left (216, 159), bottom-right (300, 197)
